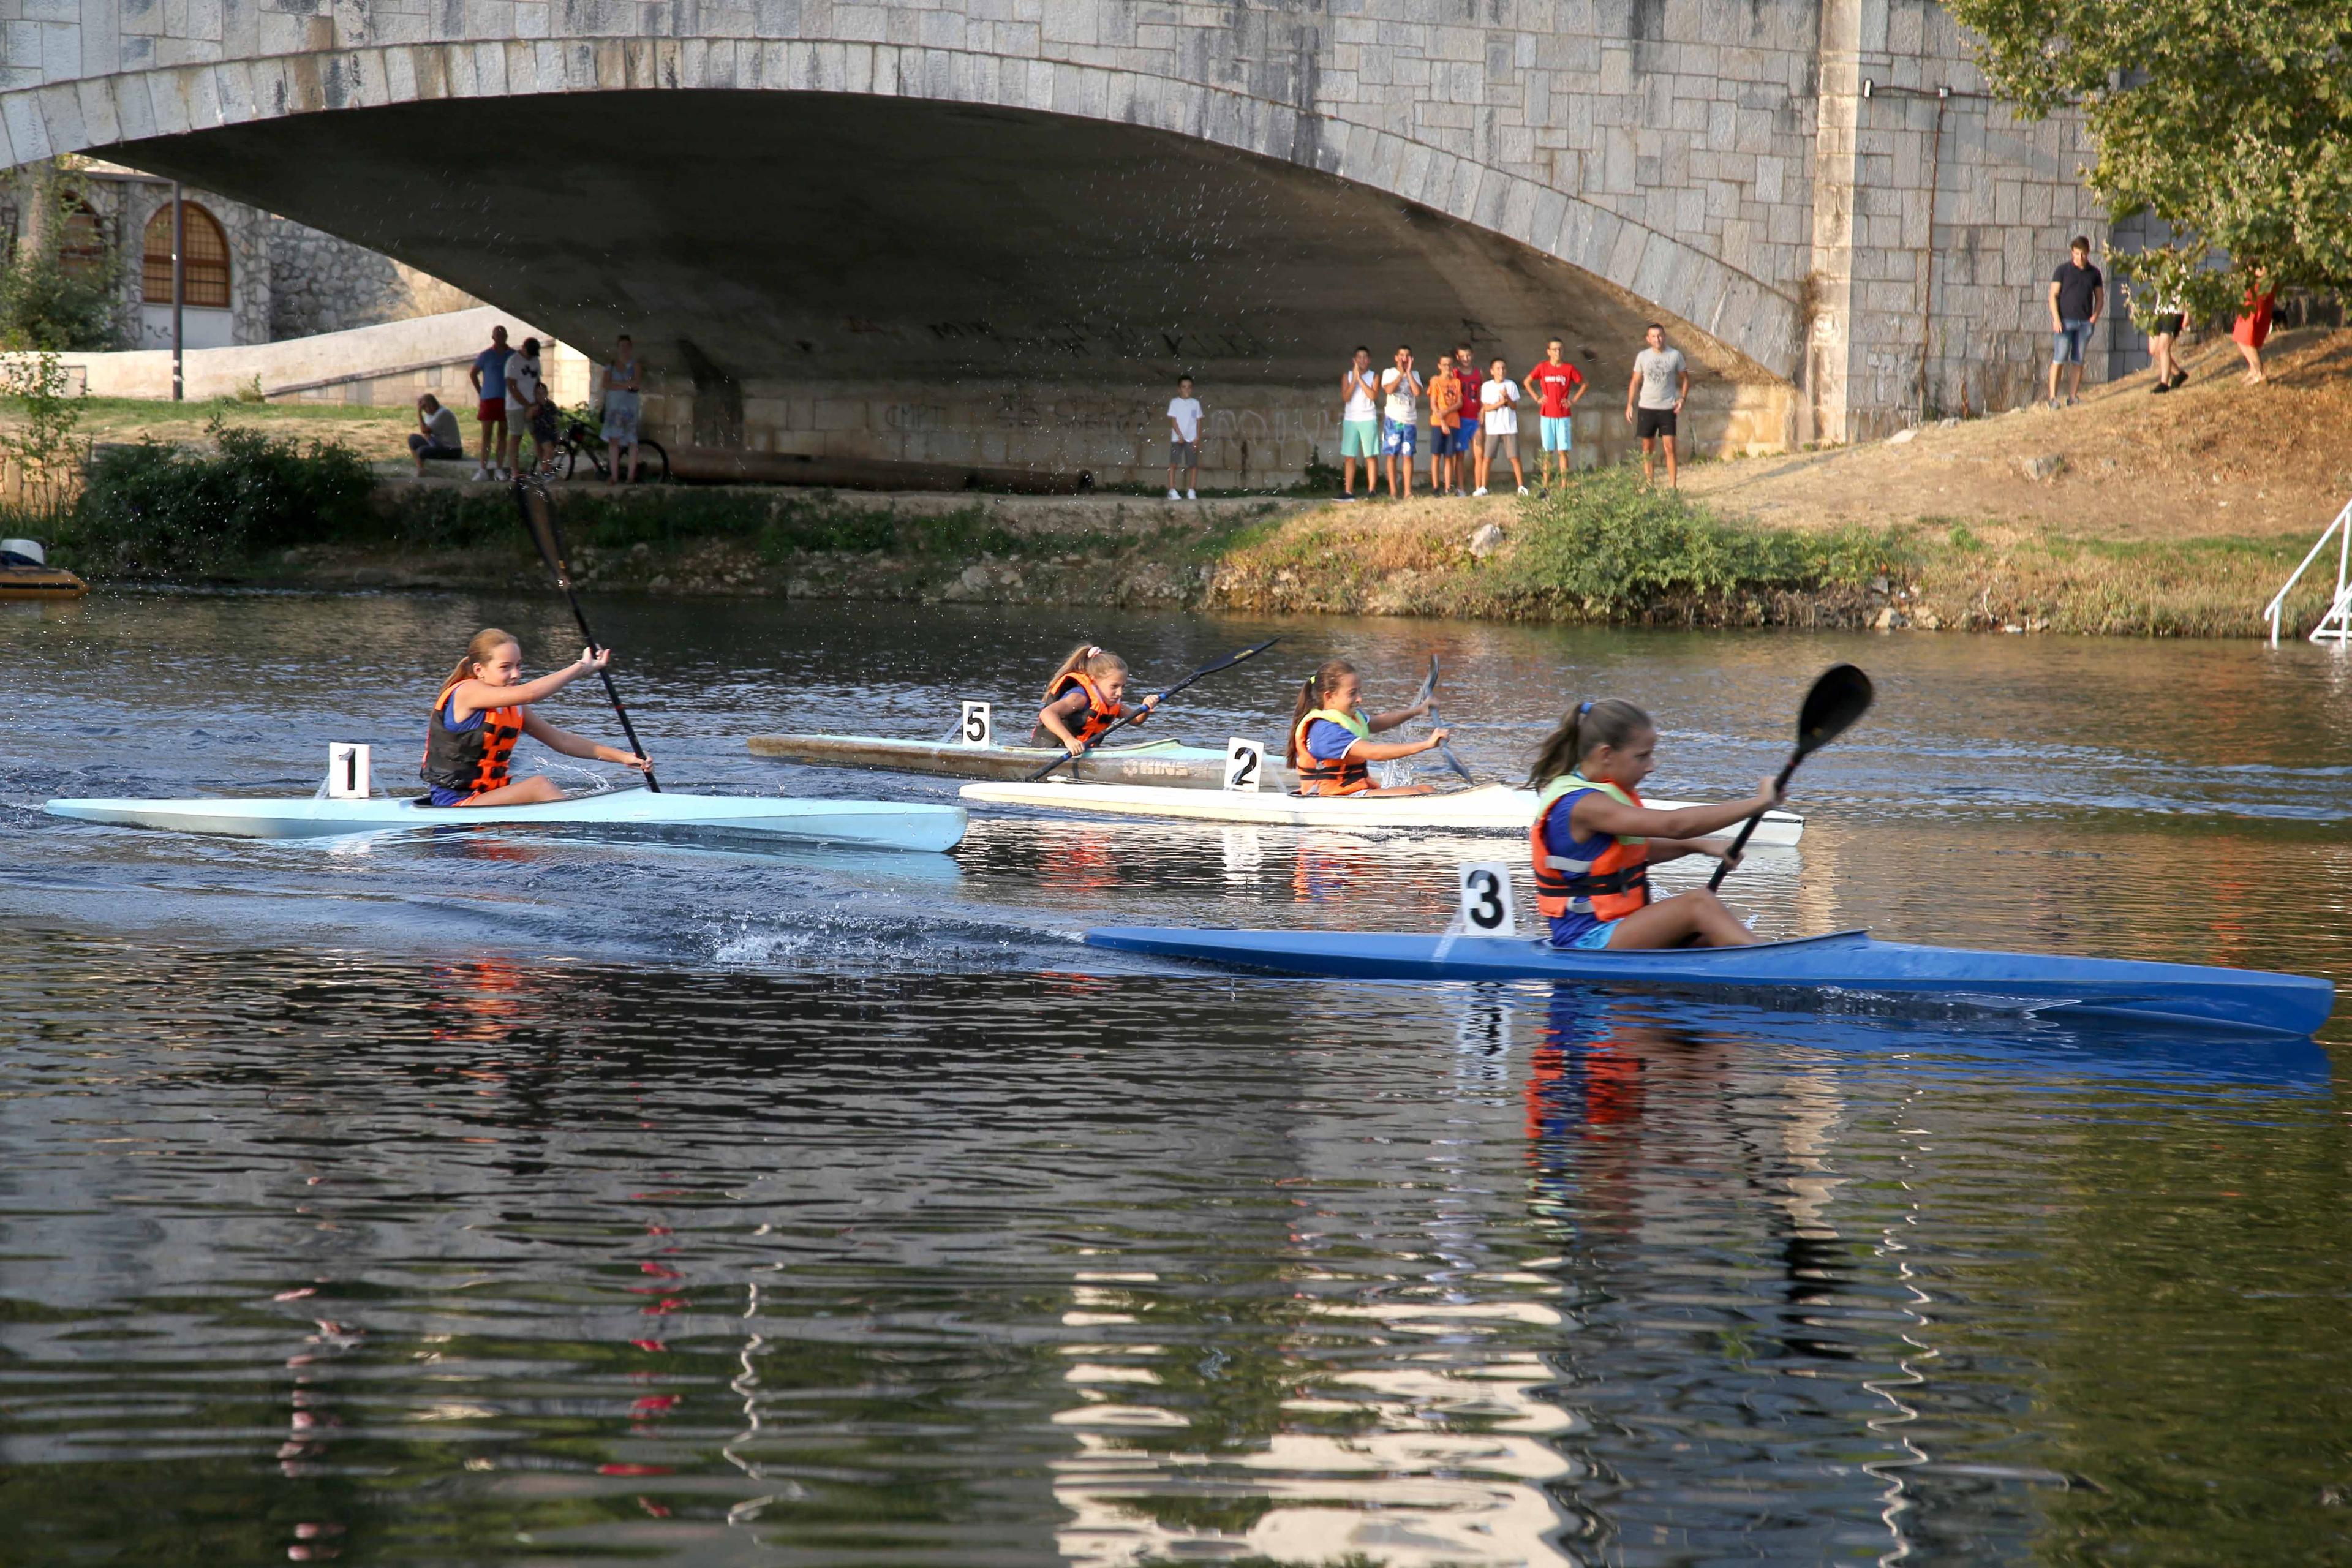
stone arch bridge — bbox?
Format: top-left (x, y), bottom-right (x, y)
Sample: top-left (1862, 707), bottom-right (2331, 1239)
top-left (2, 0), bottom-right (2105, 481)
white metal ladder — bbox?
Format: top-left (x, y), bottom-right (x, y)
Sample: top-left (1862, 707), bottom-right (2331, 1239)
top-left (2266, 497), bottom-right (2352, 647)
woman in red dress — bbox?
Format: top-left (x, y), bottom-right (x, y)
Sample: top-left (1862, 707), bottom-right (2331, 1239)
top-left (2233, 266), bottom-right (2277, 384)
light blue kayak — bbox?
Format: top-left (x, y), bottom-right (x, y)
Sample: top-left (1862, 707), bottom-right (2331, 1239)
top-left (45, 788), bottom-right (967, 853)
top-left (1084, 925), bottom-right (2337, 1039)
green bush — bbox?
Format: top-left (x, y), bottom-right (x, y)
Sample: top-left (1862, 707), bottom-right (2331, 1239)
top-left (1487, 466), bottom-right (1901, 616)
top-left (59, 422), bottom-right (377, 573)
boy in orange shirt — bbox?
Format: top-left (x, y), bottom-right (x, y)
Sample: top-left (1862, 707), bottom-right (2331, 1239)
top-left (1426, 353), bottom-right (1463, 494)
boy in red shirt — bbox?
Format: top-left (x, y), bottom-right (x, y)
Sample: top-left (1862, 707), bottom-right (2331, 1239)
top-left (1524, 338), bottom-right (1587, 491)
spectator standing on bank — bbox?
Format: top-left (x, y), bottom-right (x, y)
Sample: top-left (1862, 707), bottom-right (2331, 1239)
top-left (2142, 285), bottom-right (2188, 394)
top-left (2046, 236), bottom-right (2104, 409)
top-left (1379, 344), bottom-right (1422, 500)
top-left (1338, 346), bottom-right (1380, 502)
top-left (1525, 339), bottom-right (1586, 491)
top-left (469, 323), bottom-right (511, 481)
top-left (409, 393), bottom-right (464, 478)
top-left (2233, 267), bottom-right (2277, 385)
top-left (503, 337), bottom-right (546, 477)
top-left (601, 334), bottom-right (644, 487)
top-left (1476, 357), bottom-right (1525, 495)
top-left (1451, 342), bottom-right (1483, 496)
top-left (1626, 323), bottom-right (1689, 488)
top-left (1166, 375), bottom-right (1202, 500)
top-left (1427, 353), bottom-right (1463, 494)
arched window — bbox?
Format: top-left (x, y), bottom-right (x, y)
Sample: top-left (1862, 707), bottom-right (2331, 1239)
top-left (141, 201), bottom-right (230, 307)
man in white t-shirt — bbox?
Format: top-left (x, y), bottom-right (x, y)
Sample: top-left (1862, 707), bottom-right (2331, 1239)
top-left (503, 340), bottom-right (545, 477)
top-left (1378, 344), bottom-right (1422, 500)
top-left (1625, 322), bottom-right (1691, 488)
top-left (1474, 358), bottom-right (1525, 495)
top-left (1166, 375), bottom-right (1203, 500)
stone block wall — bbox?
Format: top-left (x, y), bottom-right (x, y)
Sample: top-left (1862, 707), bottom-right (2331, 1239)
top-left (265, 217), bottom-right (482, 340)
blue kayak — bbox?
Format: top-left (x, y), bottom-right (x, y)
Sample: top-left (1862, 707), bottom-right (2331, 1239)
top-left (1083, 926), bottom-right (2337, 1039)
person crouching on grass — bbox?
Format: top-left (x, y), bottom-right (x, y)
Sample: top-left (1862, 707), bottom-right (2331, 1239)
top-left (1526, 698), bottom-right (1786, 949)
top-left (1287, 659), bottom-right (1449, 797)
top-left (421, 630), bottom-right (650, 807)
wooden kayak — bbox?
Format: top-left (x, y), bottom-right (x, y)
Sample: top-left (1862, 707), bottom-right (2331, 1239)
top-left (749, 731), bottom-right (1300, 788)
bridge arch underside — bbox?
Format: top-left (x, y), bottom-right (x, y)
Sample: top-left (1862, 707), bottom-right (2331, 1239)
top-left (113, 89), bottom-right (1795, 484)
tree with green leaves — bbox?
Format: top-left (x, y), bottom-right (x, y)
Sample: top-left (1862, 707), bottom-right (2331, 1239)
top-left (0, 159), bottom-right (127, 352)
top-left (1948, 0), bottom-right (2352, 322)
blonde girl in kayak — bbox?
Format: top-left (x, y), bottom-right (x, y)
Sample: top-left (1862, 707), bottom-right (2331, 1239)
top-left (1034, 643), bottom-right (1160, 755)
top-left (422, 628), bottom-right (651, 807)
top-left (1286, 658), bottom-right (1449, 797)
top-left (1527, 698), bottom-right (1784, 949)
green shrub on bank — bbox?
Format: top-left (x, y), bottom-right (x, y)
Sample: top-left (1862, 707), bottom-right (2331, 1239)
top-left (1483, 466), bottom-right (1902, 616)
top-left (58, 424), bottom-right (376, 573)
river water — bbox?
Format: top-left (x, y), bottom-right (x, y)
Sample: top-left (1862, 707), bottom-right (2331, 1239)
top-left (4, 592), bottom-right (2350, 1566)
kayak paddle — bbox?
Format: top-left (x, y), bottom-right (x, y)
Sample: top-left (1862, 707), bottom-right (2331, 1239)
top-left (514, 476), bottom-right (662, 792)
top-left (1030, 636), bottom-right (1283, 780)
top-left (1412, 655), bottom-right (1476, 785)
top-left (1706, 662), bottom-right (1872, 891)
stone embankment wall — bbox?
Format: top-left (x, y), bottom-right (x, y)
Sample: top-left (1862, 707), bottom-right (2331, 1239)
top-left (265, 218), bottom-right (481, 340)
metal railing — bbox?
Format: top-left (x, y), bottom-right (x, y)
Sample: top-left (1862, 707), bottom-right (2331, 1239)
top-left (2266, 496), bottom-right (2352, 647)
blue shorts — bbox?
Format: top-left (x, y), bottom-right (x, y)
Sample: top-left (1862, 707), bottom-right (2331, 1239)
top-left (1540, 415), bottom-right (1572, 451)
top-left (428, 785), bottom-right (477, 807)
top-left (1444, 424), bottom-right (1476, 456)
top-left (2051, 319), bottom-right (2093, 364)
top-left (1341, 419), bottom-right (1379, 459)
top-left (1382, 420), bottom-right (1417, 456)
top-left (1547, 917), bottom-right (1621, 951)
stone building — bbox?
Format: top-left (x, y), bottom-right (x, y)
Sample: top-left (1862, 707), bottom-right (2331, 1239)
top-left (2, 158), bottom-right (478, 353)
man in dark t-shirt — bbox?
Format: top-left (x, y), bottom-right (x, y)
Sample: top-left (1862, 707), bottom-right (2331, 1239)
top-left (2046, 236), bottom-right (2105, 408)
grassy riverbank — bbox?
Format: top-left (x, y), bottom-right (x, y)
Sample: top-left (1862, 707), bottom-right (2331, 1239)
top-left (18, 327), bottom-right (2349, 637)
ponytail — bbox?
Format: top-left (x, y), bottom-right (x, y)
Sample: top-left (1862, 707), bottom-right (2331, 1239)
top-left (1043, 641), bottom-right (1126, 700)
top-left (1524, 698), bottom-right (1651, 790)
top-left (439, 628), bottom-right (521, 704)
top-left (1285, 658), bottom-right (1358, 767)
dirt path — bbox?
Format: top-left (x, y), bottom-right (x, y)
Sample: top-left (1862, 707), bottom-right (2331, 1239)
top-left (1682, 328), bottom-right (2352, 545)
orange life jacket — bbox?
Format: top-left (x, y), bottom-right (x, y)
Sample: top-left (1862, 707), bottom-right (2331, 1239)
top-left (1292, 707), bottom-right (1373, 796)
top-left (1531, 777), bottom-right (1651, 922)
top-left (421, 684), bottom-right (524, 799)
top-left (1046, 669), bottom-right (1128, 747)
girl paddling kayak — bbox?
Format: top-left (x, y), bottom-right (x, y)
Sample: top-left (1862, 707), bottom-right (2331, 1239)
top-left (422, 628), bottom-right (651, 807)
top-left (1528, 698), bottom-right (1785, 949)
top-left (1033, 644), bottom-right (1162, 755)
top-left (1287, 659), bottom-right (1450, 797)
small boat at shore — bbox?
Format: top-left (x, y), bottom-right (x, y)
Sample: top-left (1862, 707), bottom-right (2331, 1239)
top-left (45, 788), bottom-right (968, 853)
top-left (1084, 925), bottom-right (2336, 1039)
top-left (960, 780), bottom-right (1807, 844)
top-left (0, 538), bottom-right (86, 600)
top-left (748, 731), bottom-right (1299, 788)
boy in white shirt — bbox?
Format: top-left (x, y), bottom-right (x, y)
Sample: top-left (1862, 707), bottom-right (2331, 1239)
top-left (1166, 376), bottom-right (1203, 500)
top-left (1378, 344), bottom-right (1422, 500)
top-left (1476, 358), bottom-right (1526, 495)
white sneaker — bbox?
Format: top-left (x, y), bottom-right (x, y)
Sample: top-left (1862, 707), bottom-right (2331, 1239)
top-left (1167, 488), bottom-right (1181, 500)
top-left (1472, 486), bottom-right (1488, 496)
top-left (470, 467), bottom-right (489, 481)
top-left (1185, 489), bottom-right (1197, 500)
top-left (500, 468), bottom-right (515, 481)
top-left (1517, 486), bottom-right (1529, 496)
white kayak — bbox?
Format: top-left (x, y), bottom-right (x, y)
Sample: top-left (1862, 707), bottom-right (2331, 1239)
top-left (957, 781), bottom-right (1805, 845)
top-left (45, 788), bottom-right (968, 853)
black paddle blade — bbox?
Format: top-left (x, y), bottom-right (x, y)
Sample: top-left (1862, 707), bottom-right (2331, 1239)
top-left (1795, 663), bottom-right (1873, 756)
top-left (514, 477), bottom-right (571, 585)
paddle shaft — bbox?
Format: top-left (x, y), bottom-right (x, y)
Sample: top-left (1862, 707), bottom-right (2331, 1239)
top-left (1414, 655), bottom-right (1475, 783)
top-left (1706, 753), bottom-right (1798, 890)
top-left (517, 482), bottom-right (662, 791)
top-left (1030, 636), bottom-right (1281, 779)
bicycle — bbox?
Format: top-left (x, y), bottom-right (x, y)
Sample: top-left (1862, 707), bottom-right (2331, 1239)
top-left (554, 406), bottom-right (669, 484)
